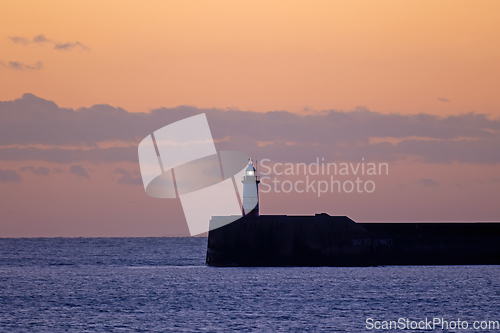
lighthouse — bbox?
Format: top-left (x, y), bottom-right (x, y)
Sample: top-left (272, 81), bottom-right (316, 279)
top-left (241, 159), bottom-right (260, 217)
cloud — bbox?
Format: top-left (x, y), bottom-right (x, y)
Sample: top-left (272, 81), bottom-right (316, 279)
top-left (2, 94), bottom-right (499, 147)
top-left (0, 61), bottom-right (43, 71)
top-left (32, 34), bottom-right (51, 43)
top-left (7, 34), bottom-right (90, 51)
top-left (1, 94), bottom-right (500, 165)
top-left (69, 165), bottom-right (90, 179)
top-left (0, 147), bottom-right (137, 164)
top-left (438, 97), bottom-right (450, 102)
top-left (419, 178), bottom-right (438, 187)
top-left (19, 166), bottom-right (50, 175)
top-left (54, 41), bottom-right (90, 51)
top-left (113, 167), bottom-right (142, 185)
top-left (8, 36), bottom-right (29, 45)
top-left (0, 169), bottom-right (22, 183)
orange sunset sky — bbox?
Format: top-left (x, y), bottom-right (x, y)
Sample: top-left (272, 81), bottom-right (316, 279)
top-left (1, 1), bottom-right (499, 237)
top-left (2, 0), bottom-right (500, 115)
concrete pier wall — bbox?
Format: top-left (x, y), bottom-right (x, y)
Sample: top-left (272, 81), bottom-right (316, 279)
top-left (206, 214), bottom-right (500, 267)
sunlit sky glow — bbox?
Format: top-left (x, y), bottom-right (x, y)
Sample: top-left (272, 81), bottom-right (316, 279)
top-left (1, 1), bottom-right (499, 236)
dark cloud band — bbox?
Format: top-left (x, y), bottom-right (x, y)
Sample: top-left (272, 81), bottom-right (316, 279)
top-left (0, 94), bottom-right (499, 164)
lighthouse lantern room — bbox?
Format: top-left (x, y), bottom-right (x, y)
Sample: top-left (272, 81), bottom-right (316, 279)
top-left (241, 159), bottom-right (260, 217)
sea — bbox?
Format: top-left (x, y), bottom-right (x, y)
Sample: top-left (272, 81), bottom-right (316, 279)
top-left (0, 238), bottom-right (499, 332)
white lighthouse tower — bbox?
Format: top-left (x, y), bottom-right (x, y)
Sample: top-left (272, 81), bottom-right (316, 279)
top-left (241, 159), bottom-right (260, 217)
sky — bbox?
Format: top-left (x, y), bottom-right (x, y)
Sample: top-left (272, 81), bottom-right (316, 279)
top-left (1, 0), bottom-right (499, 236)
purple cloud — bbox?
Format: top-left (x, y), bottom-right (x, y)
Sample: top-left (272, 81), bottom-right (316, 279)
top-left (32, 34), bottom-right (51, 43)
top-left (69, 165), bottom-right (90, 179)
top-left (419, 179), bottom-right (438, 187)
top-left (19, 166), bottom-right (50, 175)
top-left (8, 36), bottom-right (29, 45)
top-left (0, 169), bottom-right (22, 183)
top-left (114, 167), bottom-right (142, 185)
top-left (0, 61), bottom-right (43, 71)
top-left (1, 94), bottom-right (500, 165)
top-left (54, 41), bottom-right (89, 51)
top-left (0, 147), bottom-right (137, 164)
top-left (8, 34), bottom-right (89, 51)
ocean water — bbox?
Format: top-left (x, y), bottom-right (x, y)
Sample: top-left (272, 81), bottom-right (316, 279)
top-left (0, 238), bottom-right (499, 332)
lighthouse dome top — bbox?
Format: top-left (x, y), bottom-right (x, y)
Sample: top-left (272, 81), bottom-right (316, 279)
top-left (246, 160), bottom-right (256, 172)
